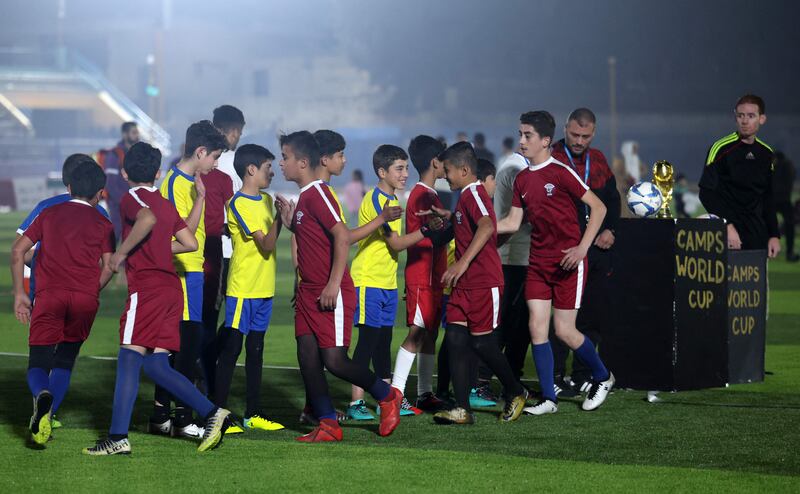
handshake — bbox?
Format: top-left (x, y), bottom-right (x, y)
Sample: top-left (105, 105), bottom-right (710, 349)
top-left (417, 206), bottom-right (455, 246)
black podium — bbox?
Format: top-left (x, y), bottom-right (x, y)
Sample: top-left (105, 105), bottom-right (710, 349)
top-left (600, 218), bottom-right (767, 391)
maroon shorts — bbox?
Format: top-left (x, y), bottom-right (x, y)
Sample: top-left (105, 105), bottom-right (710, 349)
top-left (405, 285), bottom-right (444, 331)
top-left (445, 286), bottom-right (502, 335)
top-left (119, 285), bottom-right (182, 351)
top-left (29, 290), bottom-right (99, 346)
top-left (295, 283), bottom-right (356, 348)
top-left (525, 256), bottom-right (588, 310)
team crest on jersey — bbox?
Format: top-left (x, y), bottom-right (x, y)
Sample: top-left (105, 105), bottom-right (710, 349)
top-left (455, 211), bottom-right (463, 224)
top-left (295, 210), bottom-right (304, 224)
top-left (544, 183), bottom-right (556, 196)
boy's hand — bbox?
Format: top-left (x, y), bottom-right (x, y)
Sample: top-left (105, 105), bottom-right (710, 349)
top-left (441, 259), bottom-right (467, 289)
top-left (418, 206), bottom-right (452, 221)
top-left (594, 229), bottom-right (615, 250)
top-left (560, 245), bottom-right (588, 271)
top-left (14, 292), bottom-right (31, 324)
top-left (194, 175), bottom-right (206, 198)
top-left (380, 199), bottom-right (403, 223)
top-left (426, 215), bottom-right (444, 230)
top-left (275, 195), bottom-right (295, 226)
top-left (318, 283), bottom-right (339, 311)
top-left (109, 252), bottom-right (127, 273)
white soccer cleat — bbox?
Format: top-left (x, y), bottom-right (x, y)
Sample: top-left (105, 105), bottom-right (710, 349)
top-left (522, 399), bottom-right (558, 416)
top-left (582, 372), bottom-right (615, 411)
top-left (171, 422), bottom-right (204, 439)
top-left (83, 437), bottom-right (132, 456)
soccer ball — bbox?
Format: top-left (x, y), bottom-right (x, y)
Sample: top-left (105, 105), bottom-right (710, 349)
top-left (627, 181), bottom-right (663, 218)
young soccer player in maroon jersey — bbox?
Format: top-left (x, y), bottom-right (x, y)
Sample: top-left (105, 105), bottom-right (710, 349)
top-left (11, 160), bottom-right (115, 446)
top-left (497, 111), bottom-right (615, 415)
top-left (274, 131), bottom-right (402, 442)
top-left (83, 142), bottom-right (231, 455)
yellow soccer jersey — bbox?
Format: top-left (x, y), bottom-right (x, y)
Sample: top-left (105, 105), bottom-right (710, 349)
top-left (326, 182), bottom-right (347, 225)
top-left (226, 191), bottom-right (277, 298)
top-left (161, 166), bottom-right (205, 272)
top-left (443, 239), bottom-right (456, 296)
top-left (351, 187), bottom-right (402, 289)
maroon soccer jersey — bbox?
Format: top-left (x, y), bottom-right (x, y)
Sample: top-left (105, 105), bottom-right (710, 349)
top-left (405, 183), bottom-right (448, 289)
top-left (120, 186), bottom-right (187, 291)
top-left (293, 180), bottom-right (354, 288)
top-left (201, 169), bottom-right (234, 238)
top-left (511, 156), bottom-right (589, 259)
top-left (550, 142), bottom-right (613, 190)
top-left (453, 181), bottom-right (503, 289)
top-left (23, 200), bottom-right (115, 297)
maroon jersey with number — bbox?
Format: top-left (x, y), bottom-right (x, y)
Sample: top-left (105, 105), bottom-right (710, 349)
top-left (512, 156), bottom-right (589, 260)
top-left (120, 186), bottom-right (187, 291)
top-left (23, 200), bottom-right (115, 297)
top-left (293, 180), bottom-right (354, 288)
top-left (453, 181), bottom-right (503, 289)
top-left (405, 183), bottom-right (448, 289)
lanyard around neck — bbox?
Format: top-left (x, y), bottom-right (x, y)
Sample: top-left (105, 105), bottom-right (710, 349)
top-left (563, 145), bottom-right (590, 219)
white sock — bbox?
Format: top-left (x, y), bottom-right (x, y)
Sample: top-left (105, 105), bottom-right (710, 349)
top-left (417, 353), bottom-right (435, 396)
top-left (391, 347), bottom-right (416, 394)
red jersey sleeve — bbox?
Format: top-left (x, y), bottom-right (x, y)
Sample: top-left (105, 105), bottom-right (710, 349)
top-left (464, 185), bottom-right (491, 223)
top-left (560, 165), bottom-right (590, 200)
top-left (120, 194), bottom-right (144, 225)
top-left (23, 210), bottom-right (45, 244)
top-left (171, 204), bottom-right (188, 235)
top-left (313, 183), bottom-right (343, 231)
top-left (102, 220), bottom-right (115, 254)
top-left (511, 172), bottom-right (526, 209)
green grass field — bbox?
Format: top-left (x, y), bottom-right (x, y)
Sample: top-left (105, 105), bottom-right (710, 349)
top-left (0, 210), bottom-right (798, 493)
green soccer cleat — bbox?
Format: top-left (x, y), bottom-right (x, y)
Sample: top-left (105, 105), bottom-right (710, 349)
top-left (244, 415), bottom-right (285, 431)
top-left (29, 390), bottom-right (53, 446)
top-left (198, 408), bottom-right (231, 452)
top-left (51, 415), bottom-right (63, 429)
top-left (346, 400), bottom-right (375, 420)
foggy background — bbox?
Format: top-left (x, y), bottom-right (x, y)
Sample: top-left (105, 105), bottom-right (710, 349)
top-left (0, 0), bottom-right (798, 197)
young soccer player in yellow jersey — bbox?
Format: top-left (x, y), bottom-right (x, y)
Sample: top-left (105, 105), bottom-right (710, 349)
top-left (347, 144), bottom-right (430, 420)
top-left (213, 144), bottom-right (284, 434)
top-left (151, 120), bottom-right (228, 437)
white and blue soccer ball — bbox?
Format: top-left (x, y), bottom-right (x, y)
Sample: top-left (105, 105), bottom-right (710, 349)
top-left (627, 181), bottom-right (663, 218)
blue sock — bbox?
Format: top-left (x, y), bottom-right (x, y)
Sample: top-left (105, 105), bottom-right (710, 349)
top-left (27, 368), bottom-right (49, 397)
top-left (142, 353), bottom-right (214, 419)
top-left (49, 368), bottom-right (72, 414)
top-left (309, 395), bottom-right (337, 421)
top-left (367, 378), bottom-right (390, 402)
top-left (109, 348), bottom-right (144, 438)
top-left (573, 337), bottom-right (610, 382)
top-left (532, 342), bottom-right (557, 402)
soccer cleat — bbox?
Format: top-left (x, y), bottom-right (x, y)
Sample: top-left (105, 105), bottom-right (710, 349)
top-left (415, 392), bottom-right (447, 412)
top-left (148, 417), bottom-right (172, 436)
top-left (346, 400), bottom-right (375, 421)
top-left (198, 408), bottom-right (231, 452)
top-left (469, 388), bottom-right (497, 408)
top-left (554, 376), bottom-right (578, 398)
top-left (224, 423), bottom-right (244, 435)
top-left (582, 372), bottom-right (615, 411)
top-left (499, 390), bottom-right (528, 422)
top-left (172, 422), bottom-right (204, 439)
top-left (296, 418), bottom-right (343, 443)
top-left (244, 415), bottom-right (285, 431)
top-left (378, 397), bottom-right (422, 417)
top-left (377, 387), bottom-right (402, 437)
top-left (83, 437), bottom-right (131, 456)
top-left (569, 377), bottom-right (592, 394)
top-left (51, 415), bottom-right (63, 429)
top-left (523, 399), bottom-right (559, 416)
top-left (29, 390), bottom-right (53, 445)
top-left (433, 407), bottom-right (475, 425)
top-left (475, 382), bottom-right (499, 402)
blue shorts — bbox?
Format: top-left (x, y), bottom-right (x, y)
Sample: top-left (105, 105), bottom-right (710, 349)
top-left (355, 287), bottom-right (398, 328)
top-left (179, 272), bottom-right (204, 322)
top-left (225, 296), bottom-right (273, 334)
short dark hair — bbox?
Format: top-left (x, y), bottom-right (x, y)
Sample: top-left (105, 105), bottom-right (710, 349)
top-left (70, 161), bottom-right (106, 199)
top-left (121, 121), bottom-right (137, 133)
top-left (314, 130), bottom-right (346, 157)
top-left (567, 108), bottom-right (596, 126)
top-left (438, 141), bottom-right (478, 175)
top-left (735, 94), bottom-right (765, 114)
top-left (408, 135), bottom-right (445, 175)
top-left (520, 111), bottom-right (556, 141)
top-left (124, 142), bottom-right (162, 183)
top-left (279, 131), bottom-right (320, 169)
top-left (502, 137), bottom-right (514, 150)
top-left (62, 153), bottom-right (96, 186)
top-left (183, 120), bottom-right (228, 158)
top-left (474, 132), bottom-right (486, 146)
top-left (212, 105), bottom-right (245, 131)
top-left (352, 169), bottom-right (364, 182)
top-left (372, 144), bottom-right (408, 176)
top-left (477, 158), bottom-right (496, 181)
top-left (233, 143), bottom-right (275, 179)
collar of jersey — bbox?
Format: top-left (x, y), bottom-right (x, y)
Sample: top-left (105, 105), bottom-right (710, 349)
top-left (461, 180), bottom-right (482, 192)
top-left (300, 179), bottom-right (323, 194)
top-left (415, 182), bottom-right (437, 194)
top-left (171, 165), bottom-right (195, 182)
top-left (374, 186), bottom-right (396, 200)
top-left (529, 156), bottom-right (555, 171)
top-left (69, 198), bottom-right (92, 207)
top-left (131, 186), bottom-right (157, 193)
top-left (235, 190), bottom-right (261, 201)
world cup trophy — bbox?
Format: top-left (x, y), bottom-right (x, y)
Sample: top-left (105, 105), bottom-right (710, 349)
top-left (652, 160), bottom-right (674, 218)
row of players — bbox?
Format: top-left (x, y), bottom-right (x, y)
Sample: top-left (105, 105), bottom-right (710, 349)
top-left (12, 108), bottom-right (614, 454)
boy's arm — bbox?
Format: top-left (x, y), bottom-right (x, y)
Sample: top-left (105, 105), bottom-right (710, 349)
top-left (347, 199), bottom-right (402, 244)
top-left (99, 252), bottom-right (114, 290)
top-left (10, 235), bottom-right (34, 324)
top-left (561, 190), bottom-right (607, 270)
top-left (252, 216), bottom-right (283, 252)
top-left (290, 234), bottom-right (299, 269)
top-left (109, 208), bottom-right (157, 272)
top-left (183, 175), bottom-right (206, 233)
top-left (442, 216), bottom-right (494, 288)
top-left (320, 222), bottom-right (349, 310)
top-left (384, 229), bottom-right (424, 253)
top-left (172, 227), bottom-right (199, 254)
top-left (496, 206), bottom-right (524, 234)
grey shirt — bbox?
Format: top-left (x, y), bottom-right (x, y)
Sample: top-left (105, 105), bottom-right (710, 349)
top-left (494, 152), bottom-right (531, 266)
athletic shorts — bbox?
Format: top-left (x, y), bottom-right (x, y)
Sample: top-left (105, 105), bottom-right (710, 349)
top-left (405, 285), bottom-right (443, 331)
top-left (29, 290), bottom-right (99, 346)
top-left (119, 284), bottom-right (182, 351)
top-left (178, 271), bottom-right (204, 322)
top-left (225, 296), bottom-right (273, 334)
top-left (355, 287), bottom-right (398, 327)
top-left (525, 256), bottom-right (587, 310)
top-left (445, 286), bottom-right (502, 335)
top-left (295, 283), bottom-right (356, 348)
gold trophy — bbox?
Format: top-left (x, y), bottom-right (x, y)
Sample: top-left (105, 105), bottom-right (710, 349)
top-left (652, 160), bottom-right (674, 219)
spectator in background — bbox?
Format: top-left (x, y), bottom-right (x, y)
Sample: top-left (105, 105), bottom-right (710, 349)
top-left (341, 169), bottom-right (367, 222)
top-left (456, 131), bottom-right (469, 143)
top-left (499, 137), bottom-right (515, 162)
top-left (473, 132), bottom-right (496, 164)
top-left (673, 173), bottom-right (690, 218)
top-left (97, 121), bottom-right (140, 240)
top-left (620, 140), bottom-right (644, 185)
top-left (436, 135), bottom-right (448, 148)
top-left (773, 151), bottom-right (798, 262)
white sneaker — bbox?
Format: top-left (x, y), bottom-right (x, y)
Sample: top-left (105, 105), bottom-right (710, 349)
top-left (147, 418), bottom-right (171, 435)
top-left (582, 372), bottom-right (615, 411)
top-left (522, 399), bottom-right (558, 416)
top-left (171, 422), bottom-right (204, 439)
top-left (83, 437), bottom-right (132, 456)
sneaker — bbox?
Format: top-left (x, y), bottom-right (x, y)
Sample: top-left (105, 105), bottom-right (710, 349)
top-left (83, 437), bottom-right (131, 456)
top-left (570, 378), bottom-right (592, 394)
top-left (523, 399), bottom-right (558, 415)
top-left (296, 418), bottom-right (342, 443)
top-left (299, 406), bottom-right (318, 426)
top-left (499, 389), bottom-right (528, 422)
top-left (433, 407), bottom-right (475, 425)
top-left (346, 400), bottom-right (375, 421)
top-left (198, 408), bottom-right (231, 452)
top-left (415, 392), bottom-right (447, 412)
top-left (51, 414), bottom-right (63, 429)
top-left (554, 376), bottom-right (578, 398)
top-left (475, 382), bottom-right (498, 402)
top-left (148, 417), bottom-right (172, 436)
top-left (378, 397), bottom-right (422, 417)
top-left (582, 372), bottom-right (615, 411)
top-left (377, 387), bottom-right (402, 437)
top-left (224, 422), bottom-right (245, 435)
top-left (244, 415), bottom-right (285, 431)
top-left (172, 422), bottom-right (204, 439)
top-left (29, 390), bottom-right (53, 445)
top-left (469, 388), bottom-right (497, 408)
